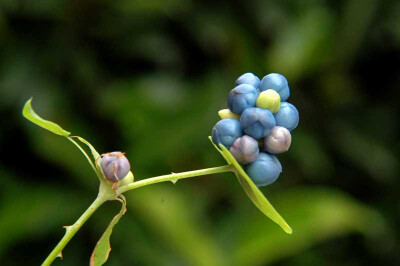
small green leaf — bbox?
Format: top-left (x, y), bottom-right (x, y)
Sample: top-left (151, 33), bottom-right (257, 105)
top-left (76, 136), bottom-right (101, 160)
top-left (22, 97), bottom-right (71, 136)
top-left (73, 136), bottom-right (109, 184)
top-left (208, 136), bottom-right (292, 234)
top-left (90, 196), bottom-right (127, 266)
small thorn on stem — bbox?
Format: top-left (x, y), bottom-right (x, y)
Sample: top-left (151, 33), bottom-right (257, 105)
top-left (63, 225), bottom-right (71, 232)
top-left (57, 251), bottom-right (63, 260)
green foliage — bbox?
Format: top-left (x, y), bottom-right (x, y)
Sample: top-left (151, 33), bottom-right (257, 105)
top-left (209, 137), bottom-right (292, 234)
top-left (22, 98), bottom-right (107, 185)
top-left (128, 186), bottom-right (226, 266)
top-left (74, 136), bottom-right (110, 186)
top-left (2, 0), bottom-right (400, 265)
top-left (231, 187), bottom-right (388, 266)
top-left (22, 98), bottom-right (121, 264)
top-left (91, 197), bottom-right (127, 266)
top-left (22, 98), bottom-right (70, 136)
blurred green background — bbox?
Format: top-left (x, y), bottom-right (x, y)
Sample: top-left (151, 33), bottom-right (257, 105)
top-left (1, 0), bottom-right (399, 265)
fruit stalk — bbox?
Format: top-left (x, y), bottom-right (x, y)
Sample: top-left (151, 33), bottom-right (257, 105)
top-left (43, 164), bottom-right (236, 265)
top-left (117, 164), bottom-right (236, 194)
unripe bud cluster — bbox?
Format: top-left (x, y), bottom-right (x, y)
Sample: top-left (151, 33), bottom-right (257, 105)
top-left (212, 72), bottom-right (299, 187)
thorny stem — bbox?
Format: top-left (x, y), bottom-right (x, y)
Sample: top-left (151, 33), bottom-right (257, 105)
top-left (42, 164), bottom-right (236, 265)
top-left (117, 164), bottom-right (236, 195)
top-left (42, 195), bottom-right (107, 266)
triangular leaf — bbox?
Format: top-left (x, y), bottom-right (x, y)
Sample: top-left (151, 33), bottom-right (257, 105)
top-left (208, 136), bottom-right (292, 234)
top-left (90, 196), bottom-right (127, 266)
top-left (22, 97), bottom-right (71, 136)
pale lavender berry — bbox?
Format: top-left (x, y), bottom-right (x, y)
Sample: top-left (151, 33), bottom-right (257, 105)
top-left (263, 126), bottom-right (292, 154)
top-left (101, 152), bottom-right (131, 182)
top-left (230, 135), bottom-right (259, 164)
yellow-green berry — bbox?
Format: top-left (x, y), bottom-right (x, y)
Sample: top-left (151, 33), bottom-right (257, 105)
top-left (218, 109), bottom-right (240, 120)
top-left (256, 89), bottom-right (281, 113)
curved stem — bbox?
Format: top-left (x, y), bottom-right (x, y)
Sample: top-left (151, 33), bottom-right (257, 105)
top-left (67, 137), bottom-right (97, 173)
top-left (117, 164), bottom-right (236, 195)
top-left (42, 195), bottom-right (107, 266)
top-left (42, 164), bottom-right (235, 265)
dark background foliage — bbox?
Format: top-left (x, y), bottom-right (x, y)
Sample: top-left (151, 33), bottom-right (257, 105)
top-left (0, 0), bottom-right (399, 265)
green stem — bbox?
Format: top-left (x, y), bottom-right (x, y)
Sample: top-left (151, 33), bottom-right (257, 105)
top-left (66, 137), bottom-right (97, 174)
top-left (42, 195), bottom-right (107, 266)
top-left (117, 164), bottom-right (236, 195)
top-left (42, 164), bottom-right (235, 265)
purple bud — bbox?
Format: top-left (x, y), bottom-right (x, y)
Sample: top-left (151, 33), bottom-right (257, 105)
top-left (230, 135), bottom-right (259, 164)
top-left (263, 126), bottom-right (291, 154)
top-left (101, 152), bottom-right (131, 182)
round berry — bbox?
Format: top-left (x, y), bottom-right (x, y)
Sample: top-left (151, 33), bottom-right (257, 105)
top-left (240, 107), bottom-right (276, 140)
top-left (230, 135), bottom-right (259, 164)
top-left (235, 73), bottom-right (261, 88)
top-left (245, 153), bottom-right (282, 187)
top-left (101, 152), bottom-right (131, 182)
top-left (256, 89), bottom-right (281, 113)
top-left (212, 119), bottom-right (242, 149)
top-left (274, 102), bottom-right (299, 131)
top-left (260, 73), bottom-right (290, 101)
top-left (228, 84), bottom-right (259, 114)
top-left (263, 126), bottom-right (291, 154)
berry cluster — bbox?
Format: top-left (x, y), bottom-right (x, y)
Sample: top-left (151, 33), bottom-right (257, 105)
top-left (212, 73), bottom-right (299, 187)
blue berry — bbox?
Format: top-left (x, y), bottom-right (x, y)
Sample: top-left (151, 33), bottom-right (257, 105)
top-left (230, 135), bottom-right (259, 164)
top-left (240, 107), bottom-right (276, 140)
top-left (274, 102), bottom-right (299, 131)
top-left (228, 84), bottom-right (259, 114)
top-left (260, 73), bottom-right (290, 101)
top-left (245, 153), bottom-right (282, 187)
top-left (235, 73), bottom-right (261, 88)
top-left (212, 119), bottom-right (242, 149)
top-left (101, 152), bottom-right (131, 182)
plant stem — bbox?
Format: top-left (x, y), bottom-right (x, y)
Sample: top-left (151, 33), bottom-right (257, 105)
top-left (42, 164), bottom-right (235, 265)
top-left (117, 164), bottom-right (236, 195)
top-left (42, 195), bottom-right (107, 266)
top-left (66, 137), bottom-right (97, 174)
